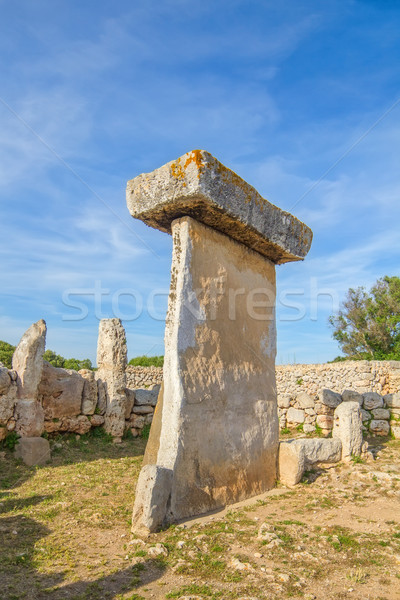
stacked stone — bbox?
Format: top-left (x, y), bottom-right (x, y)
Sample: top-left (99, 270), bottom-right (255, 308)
top-left (275, 360), bottom-right (400, 399)
top-left (279, 387), bottom-right (397, 438)
top-left (125, 386), bottom-right (159, 436)
top-left (125, 366), bottom-right (163, 390)
top-left (40, 364), bottom-right (105, 435)
top-left (0, 366), bottom-right (18, 441)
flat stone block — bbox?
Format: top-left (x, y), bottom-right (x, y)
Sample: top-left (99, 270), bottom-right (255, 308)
top-left (15, 437), bottom-right (51, 466)
top-left (127, 150), bottom-right (312, 264)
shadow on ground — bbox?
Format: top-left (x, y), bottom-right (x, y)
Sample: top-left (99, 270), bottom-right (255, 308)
top-left (0, 514), bottom-right (164, 599)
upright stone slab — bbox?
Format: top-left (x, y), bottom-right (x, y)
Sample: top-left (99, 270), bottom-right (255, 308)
top-left (127, 150), bottom-right (312, 533)
top-left (333, 401), bottom-right (363, 461)
top-left (95, 319), bottom-right (128, 440)
top-left (12, 319), bottom-right (46, 400)
top-left (12, 320), bottom-right (47, 437)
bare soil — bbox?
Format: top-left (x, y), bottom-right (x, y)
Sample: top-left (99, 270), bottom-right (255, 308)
top-left (0, 433), bottom-right (399, 600)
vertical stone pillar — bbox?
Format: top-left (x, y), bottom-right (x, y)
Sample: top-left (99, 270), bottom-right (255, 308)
top-left (96, 318), bottom-right (127, 442)
top-left (127, 150), bottom-right (312, 534)
top-left (12, 319), bottom-right (46, 437)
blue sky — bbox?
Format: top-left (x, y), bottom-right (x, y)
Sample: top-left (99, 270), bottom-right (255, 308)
top-left (0, 0), bottom-right (399, 365)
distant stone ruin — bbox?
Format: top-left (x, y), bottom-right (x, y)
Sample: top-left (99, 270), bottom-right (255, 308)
top-left (127, 150), bottom-right (312, 534)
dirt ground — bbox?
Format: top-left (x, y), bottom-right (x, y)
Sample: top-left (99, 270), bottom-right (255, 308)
top-left (0, 432), bottom-right (399, 600)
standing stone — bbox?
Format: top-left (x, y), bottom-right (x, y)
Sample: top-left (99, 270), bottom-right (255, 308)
top-left (12, 320), bottom-right (46, 438)
top-left (279, 441), bottom-right (306, 486)
top-left (12, 320), bottom-right (46, 400)
top-left (79, 369), bottom-right (98, 415)
top-left (96, 319), bottom-right (127, 440)
top-left (127, 151), bottom-right (312, 533)
top-left (332, 401), bottom-right (363, 461)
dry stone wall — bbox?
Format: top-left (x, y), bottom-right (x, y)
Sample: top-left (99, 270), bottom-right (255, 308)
top-left (276, 361), bottom-right (400, 398)
top-left (2, 324), bottom-right (400, 443)
top-left (126, 366), bottom-right (163, 390)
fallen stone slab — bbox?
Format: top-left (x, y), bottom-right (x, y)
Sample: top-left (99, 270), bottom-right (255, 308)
top-left (298, 438), bottom-right (342, 464)
top-left (279, 438), bottom-right (342, 487)
top-left (15, 437), bottom-right (51, 466)
top-left (127, 150), bottom-right (312, 264)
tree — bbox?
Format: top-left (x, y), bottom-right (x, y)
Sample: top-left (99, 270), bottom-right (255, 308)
top-left (329, 276), bottom-right (400, 360)
top-left (43, 349), bottom-right (93, 371)
top-left (0, 341), bottom-right (15, 369)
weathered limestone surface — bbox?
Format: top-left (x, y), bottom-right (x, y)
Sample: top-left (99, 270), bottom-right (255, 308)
top-left (132, 216), bottom-right (280, 532)
top-left (278, 441), bottom-right (306, 487)
top-left (0, 369), bottom-right (17, 427)
top-left (38, 362), bottom-right (84, 419)
top-left (127, 150), bottom-right (312, 264)
top-left (279, 438), bottom-right (342, 486)
top-left (15, 437), bottom-right (51, 466)
top-left (14, 399), bottom-right (45, 437)
top-left (96, 319), bottom-right (128, 439)
top-left (333, 401), bottom-right (363, 461)
top-left (12, 319), bottom-right (46, 400)
top-left (131, 465), bottom-right (173, 538)
top-left (79, 369), bottom-right (98, 415)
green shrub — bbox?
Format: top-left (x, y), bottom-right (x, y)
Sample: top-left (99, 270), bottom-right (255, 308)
top-left (0, 340), bottom-right (15, 369)
top-left (141, 424), bottom-right (151, 439)
top-left (129, 355), bottom-right (164, 368)
top-left (2, 431), bottom-right (19, 451)
top-left (43, 349), bottom-right (93, 371)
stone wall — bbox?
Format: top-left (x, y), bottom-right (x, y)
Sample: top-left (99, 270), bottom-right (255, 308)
top-left (125, 366), bottom-right (163, 390)
top-left (3, 336), bottom-right (400, 442)
top-left (276, 360), bottom-right (400, 398)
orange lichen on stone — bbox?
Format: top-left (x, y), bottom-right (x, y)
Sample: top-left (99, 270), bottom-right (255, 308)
top-left (170, 160), bottom-right (185, 181)
top-left (183, 149), bottom-right (205, 175)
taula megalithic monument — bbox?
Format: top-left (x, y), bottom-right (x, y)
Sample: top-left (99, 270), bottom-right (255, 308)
top-left (127, 150), bottom-right (312, 535)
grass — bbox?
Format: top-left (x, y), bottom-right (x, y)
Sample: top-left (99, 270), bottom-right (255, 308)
top-left (0, 434), bottom-right (399, 598)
